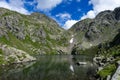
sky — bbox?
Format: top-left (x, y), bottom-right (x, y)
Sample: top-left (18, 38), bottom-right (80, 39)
top-left (0, 0), bottom-right (120, 29)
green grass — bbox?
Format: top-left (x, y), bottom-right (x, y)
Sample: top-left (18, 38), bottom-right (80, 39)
top-left (23, 35), bottom-right (41, 48)
top-left (0, 33), bottom-right (33, 54)
top-left (7, 56), bottom-right (16, 63)
top-left (1, 12), bottom-right (12, 17)
top-left (0, 56), bottom-right (7, 65)
top-left (0, 32), bottom-right (61, 55)
top-left (98, 64), bottom-right (116, 79)
top-left (98, 45), bottom-right (120, 58)
top-left (73, 45), bottom-right (99, 56)
top-left (0, 49), bottom-right (3, 55)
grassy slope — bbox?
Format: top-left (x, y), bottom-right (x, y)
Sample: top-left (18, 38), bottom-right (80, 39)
top-left (0, 8), bottom-right (70, 56)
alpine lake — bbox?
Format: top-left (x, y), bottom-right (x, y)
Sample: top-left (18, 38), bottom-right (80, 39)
top-left (0, 54), bottom-right (97, 80)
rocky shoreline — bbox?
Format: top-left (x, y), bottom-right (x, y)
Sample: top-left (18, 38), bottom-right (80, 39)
top-left (93, 55), bottom-right (120, 80)
top-left (0, 43), bottom-right (36, 65)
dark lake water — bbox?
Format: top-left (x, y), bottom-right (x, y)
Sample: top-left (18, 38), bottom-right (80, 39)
top-left (0, 55), bottom-right (97, 80)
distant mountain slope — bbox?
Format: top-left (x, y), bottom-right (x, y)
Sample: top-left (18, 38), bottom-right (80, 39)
top-left (69, 7), bottom-right (120, 49)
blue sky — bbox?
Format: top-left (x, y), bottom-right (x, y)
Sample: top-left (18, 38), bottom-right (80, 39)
top-left (0, 0), bottom-right (120, 29)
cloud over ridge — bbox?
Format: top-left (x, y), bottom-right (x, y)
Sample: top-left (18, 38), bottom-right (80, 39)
top-left (81, 0), bottom-right (120, 20)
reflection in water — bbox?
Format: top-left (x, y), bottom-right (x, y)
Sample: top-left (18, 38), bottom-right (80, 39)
top-left (0, 55), bottom-right (97, 80)
top-left (69, 64), bottom-right (74, 74)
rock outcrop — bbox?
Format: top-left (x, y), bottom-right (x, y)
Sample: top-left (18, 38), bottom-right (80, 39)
top-left (0, 43), bottom-right (36, 64)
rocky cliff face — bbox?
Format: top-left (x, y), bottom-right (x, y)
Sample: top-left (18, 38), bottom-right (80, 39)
top-left (69, 7), bottom-right (120, 49)
top-left (0, 8), bottom-right (70, 65)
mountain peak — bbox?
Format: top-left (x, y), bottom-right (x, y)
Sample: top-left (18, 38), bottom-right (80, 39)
top-left (114, 7), bottom-right (120, 20)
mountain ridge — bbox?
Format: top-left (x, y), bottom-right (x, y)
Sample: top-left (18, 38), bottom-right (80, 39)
top-left (0, 8), bottom-right (70, 65)
top-left (0, 7), bottom-right (120, 66)
top-left (69, 7), bottom-right (120, 49)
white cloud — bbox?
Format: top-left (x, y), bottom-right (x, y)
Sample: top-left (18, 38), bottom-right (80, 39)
top-left (36, 0), bottom-right (62, 11)
top-left (56, 12), bottom-right (71, 20)
top-left (56, 13), bottom-right (74, 29)
top-left (0, 0), bottom-right (29, 14)
top-left (64, 20), bottom-right (78, 29)
top-left (64, 0), bottom-right (120, 29)
top-left (90, 0), bottom-right (120, 13)
top-left (9, 0), bottom-right (23, 8)
top-left (81, 10), bottom-right (95, 20)
top-left (81, 0), bottom-right (120, 20)
top-left (0, 0), bottom-right (5, 1)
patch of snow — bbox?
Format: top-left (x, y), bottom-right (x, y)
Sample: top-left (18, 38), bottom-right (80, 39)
top-left (70, 38), bottom-right (73, 43)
